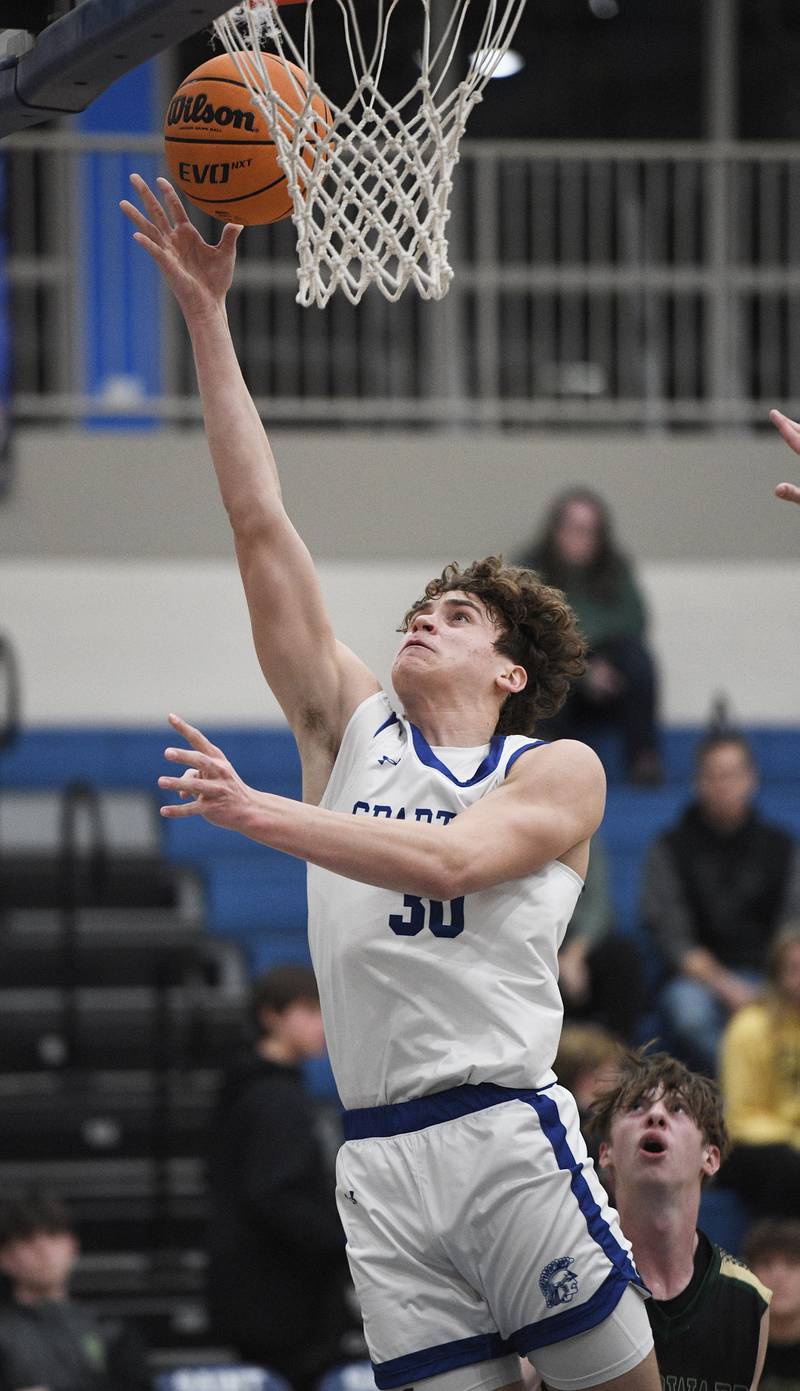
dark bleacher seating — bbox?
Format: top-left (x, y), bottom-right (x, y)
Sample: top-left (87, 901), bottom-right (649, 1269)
top-left (0, 984), bottom-right (244, 1072)
top-left (0, 1071), bottom-right (220, 1162)
top-left (0, 852), bottom-right (193, 910)
top-left (0, 782), bottom-right (251, 1360)
top-left (0, 908), bottom-right (217, 988)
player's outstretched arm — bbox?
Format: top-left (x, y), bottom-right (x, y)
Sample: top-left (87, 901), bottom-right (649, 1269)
top-left (120, 175), bottom-right (378, 799)
top-left (769, 409), bottom-right (800, 504)
top-left (160, 722), bottom-right (604, 899)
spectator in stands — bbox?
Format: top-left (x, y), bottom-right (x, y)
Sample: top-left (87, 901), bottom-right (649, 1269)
top-left (207, 964), bottom-right (358, 1391)
top-left (554, 1024), bottom-right (622, 1163)
top-left (641, 731), bottom-right (800, 1074)
top-left (587, 1049), bottom-right (770, 1391)
top-left (0, 1189), bottom-right (151, 1391)
top-left (718, 924), bottom-right (800, 1219)
top-left (519, 487), bottom-right (663, 785)
top-left (744, 1219), bottom-right (800, 1391)
top-left (558, 836), bottom-right (645, 1041)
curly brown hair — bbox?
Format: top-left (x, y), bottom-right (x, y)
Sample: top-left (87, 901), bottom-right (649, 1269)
top-left (401, 556), bottom-right (586, 736)
top-left (586, 1048), bottom-right (730, 1165)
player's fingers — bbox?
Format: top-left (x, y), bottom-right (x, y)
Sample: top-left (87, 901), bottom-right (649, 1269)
top-left (769, 409), bottom-right (800, 451)
top-left (129, 172), bottom-right (173, 235)
top-left (219, 222), bottom-right (244, 251)
top-left (160, 799), bottom-right (205, 818)
top-left (775, 482), bottom-right (800, 504)
top-left (119, 199), bottom-right (163, 243)
top-left (130, 232), bottom-right (173, 269)
top-left (158, 774), bottom-right (209, 795)
top-left (163, 746), bottom-right (216, 771)
top-left (769, 408), bottom-right (799, 429)
top-left (167, 712), bottom-right (222, 756)
top-left (159, 775), bottom-right (225, 804)
top-left (157, 177), bottom-right (192, 227)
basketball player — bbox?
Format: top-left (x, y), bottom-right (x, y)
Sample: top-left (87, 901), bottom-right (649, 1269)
top-left (121, 173), bottom-right (660, 1391)
top-left (769, 409), bottom-right (800, 503)
top-left (588, 1050), bottom-right (770, 1391)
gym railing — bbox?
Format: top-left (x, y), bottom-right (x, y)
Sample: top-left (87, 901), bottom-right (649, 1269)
top-left (5, 132), bottom-right (800, 427)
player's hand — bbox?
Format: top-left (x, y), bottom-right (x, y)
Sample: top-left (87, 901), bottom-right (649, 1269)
top-left (769, 410), bottom-right (800, 504)
top-left (120, 174), bottom-right (242, 322)
top-left (158, 713), bottom-right (259, 832)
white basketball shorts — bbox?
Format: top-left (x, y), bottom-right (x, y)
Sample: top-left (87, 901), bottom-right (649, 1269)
top-left (335, 1082), bottom-right (652, 1391)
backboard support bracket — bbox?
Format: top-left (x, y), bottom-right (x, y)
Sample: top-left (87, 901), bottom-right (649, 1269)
top-left (0, 0), bottom-right (235, 134)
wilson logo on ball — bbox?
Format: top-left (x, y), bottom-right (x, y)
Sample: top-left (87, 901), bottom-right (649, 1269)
top-left (166, 92), bottom-right (256, 132)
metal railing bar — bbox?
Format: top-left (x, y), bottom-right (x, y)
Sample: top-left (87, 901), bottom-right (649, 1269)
top-left (6, 256), bottom-right (71, 284)
top-left (424, 268), bottom-right (800, 291)
top-left (11, 392), bottom-right (792, 425)
top-left (5, 135), bottom-right (799, 430)
top-left (3, 133), bottom-right (800, 163)
top-left (461, 140), bottom-right (800, 162)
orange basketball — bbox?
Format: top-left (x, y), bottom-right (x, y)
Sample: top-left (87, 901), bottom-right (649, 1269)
top-left (163, 53), bottom-right (332, 226)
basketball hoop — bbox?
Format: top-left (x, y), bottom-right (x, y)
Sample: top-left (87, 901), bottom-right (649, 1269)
top-left (212, 0), bottom-right (526, 306)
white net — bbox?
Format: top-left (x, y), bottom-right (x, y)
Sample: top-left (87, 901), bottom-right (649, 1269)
top-left (213, 0), bottom-right (526, 306)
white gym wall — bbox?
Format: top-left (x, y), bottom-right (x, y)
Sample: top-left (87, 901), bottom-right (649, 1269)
top-left (2, 427), bottom-right (798, 725)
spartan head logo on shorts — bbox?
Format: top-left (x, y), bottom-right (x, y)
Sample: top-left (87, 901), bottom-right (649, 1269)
top-left (539, 1256), bottom-right (579, 1309)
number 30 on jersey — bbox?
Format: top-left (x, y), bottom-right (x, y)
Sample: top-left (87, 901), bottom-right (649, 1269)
top-left (388, 894), bottom-right (465, 938)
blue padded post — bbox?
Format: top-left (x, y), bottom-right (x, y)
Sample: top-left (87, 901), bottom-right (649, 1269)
top-left (77, 60), bottom-right (161, 427)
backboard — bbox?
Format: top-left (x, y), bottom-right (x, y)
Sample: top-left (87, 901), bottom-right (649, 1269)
top-left (0, 0), bottom-right (236, 135)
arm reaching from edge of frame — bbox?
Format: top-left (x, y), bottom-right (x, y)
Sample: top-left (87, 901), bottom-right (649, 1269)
top-left (769, 410), bottom-right (800, 503)
top-left (120, 176), bottom-right (379, 804)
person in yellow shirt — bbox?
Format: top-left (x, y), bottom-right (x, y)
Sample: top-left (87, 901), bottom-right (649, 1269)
top-left (719, 923), bottom-right (800, 1218)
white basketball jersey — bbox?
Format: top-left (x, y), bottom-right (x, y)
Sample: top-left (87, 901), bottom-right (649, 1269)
top-left (307, 691), bottom-right (583, 1109)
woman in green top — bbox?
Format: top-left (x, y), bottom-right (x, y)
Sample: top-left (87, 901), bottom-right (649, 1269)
top-left (521, 488), bottom-right (663, 785)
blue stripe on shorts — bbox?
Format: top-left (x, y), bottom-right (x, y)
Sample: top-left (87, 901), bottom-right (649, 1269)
top-left (373, 1330), bottom-right (514, 1389)
top-left (507, 1091), bottom-right (646, 1354)
top-left (342, 1081), bottom-right (552, 1140)
top-left (525, 1091), bottom-right (644, 1292)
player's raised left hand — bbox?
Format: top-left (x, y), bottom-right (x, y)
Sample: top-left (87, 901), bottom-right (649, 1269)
top-left (159, 713), bottom-right (258, 831)
top-left (769, 409), bottom-right (800, 504)
top-left (121, 173), bottom-right (242, 325)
